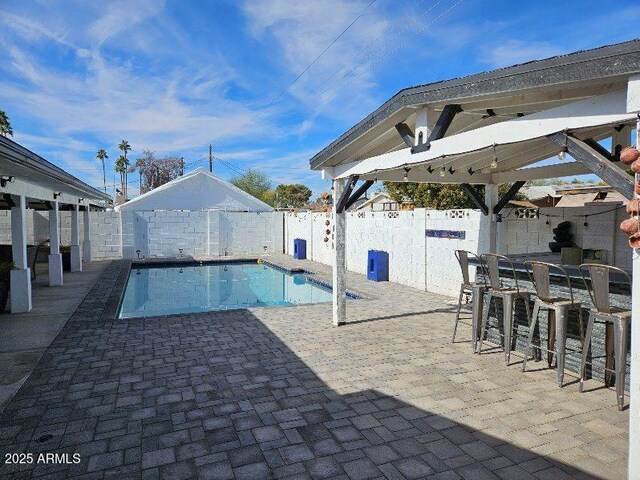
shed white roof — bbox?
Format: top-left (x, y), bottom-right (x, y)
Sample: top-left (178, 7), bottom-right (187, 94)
top-left (115, 168), bottom-right (273, 212)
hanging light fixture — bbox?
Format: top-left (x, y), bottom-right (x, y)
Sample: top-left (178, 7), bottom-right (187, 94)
top-left (439, 166), bottom-right (446, 177)
top-left (403, 167), bottom-right (411, 182)
top-left (558, 131), bottom-right (569, 160)
top-left (490, 144), bottom-right (498, 169)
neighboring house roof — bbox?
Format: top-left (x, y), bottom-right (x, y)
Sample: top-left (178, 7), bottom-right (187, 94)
top-left (0, 135), bottom-right (111, 205)
top-left (356, 192), bottom-right (394, 210)
top-left (115, 168), bottom-right (273, 212)
top-left (520, 186), bottom-right (557, 201)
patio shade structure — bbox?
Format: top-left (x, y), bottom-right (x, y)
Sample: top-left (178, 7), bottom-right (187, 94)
top-left (0, 135), bottom-right (110, 312)
top-left (309, 39), bottom-right (640, 479)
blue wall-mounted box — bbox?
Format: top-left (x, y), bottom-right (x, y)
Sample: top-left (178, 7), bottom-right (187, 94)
top-left (293, 239), bottom-right (307, 260)
top-left (367, 250), bottom-right (389, 282)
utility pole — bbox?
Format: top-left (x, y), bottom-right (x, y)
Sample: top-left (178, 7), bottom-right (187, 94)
top-left (209, 144), bottom-right (213, 173)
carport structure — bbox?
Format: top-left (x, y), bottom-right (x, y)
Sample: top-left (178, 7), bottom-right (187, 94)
top-left (0, 135), bottom-right (111, 312)
top-left (310, 39), bottom-right (640, 478)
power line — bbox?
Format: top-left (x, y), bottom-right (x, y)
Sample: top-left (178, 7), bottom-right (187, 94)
top-left (211, 0), bottom-right (379, 141)
top-left (316, 0), bottom-right (465, 105)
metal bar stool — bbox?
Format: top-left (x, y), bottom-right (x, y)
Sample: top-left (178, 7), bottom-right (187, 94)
top-left (579, 263), bottom-right (631, 411)
top-left (477, 253), bottom-right (531, 365)
top-left (521, 261), bottom-right (584, 387)
top-left (452, 250), bottom-right (488, 351)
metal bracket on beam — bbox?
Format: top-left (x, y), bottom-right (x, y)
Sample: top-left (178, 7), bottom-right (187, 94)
top-left (335, 176), bottom-right (359, 213)
top-left (2, 194), bottom-right (15, 208)
top-left (548, 133), bottom-right (633, 199)
top-left (344, 180), bottom-right (374, 211)
top-left (395, 123), bottom-right (415, 149)
top-left (460, 184), bottom-right (488, 215)
top-left (493, 181), bottom-right (525, 214)
top-left (412, 104), bottom-right (462, 154)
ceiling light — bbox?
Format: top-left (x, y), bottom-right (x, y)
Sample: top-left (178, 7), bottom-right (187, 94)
top-left (558, 146), bottom-right (567, 161)
top-left (439, 166), bottom-right (446, 177)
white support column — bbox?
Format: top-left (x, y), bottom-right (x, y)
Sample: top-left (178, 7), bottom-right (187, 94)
top-left (48, 201), bottom-right (63, 286)
top-left (627, 75), bottom-right (640, 480)
top-left (630, 249), bottom-right (640, 480)
top-left (70, 206), bottom-right (82, 272)
top-left (82, 208), bottom-right (92, 262)
top-left (10, 195), bottom-right (32, 312)
top-left (479, 184), bottom-right (499, 253)
top-left (332, 178), bottom-right (347, 326)
top-left (414, 107), bottom-right (434, 146)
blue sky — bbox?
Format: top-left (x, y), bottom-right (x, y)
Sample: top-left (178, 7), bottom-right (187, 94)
top-left (1, 0), bottom-right (639, 199)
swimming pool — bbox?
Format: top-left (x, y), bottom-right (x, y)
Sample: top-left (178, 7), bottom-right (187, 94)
top-left (119, 261), bottom-right (335, 318)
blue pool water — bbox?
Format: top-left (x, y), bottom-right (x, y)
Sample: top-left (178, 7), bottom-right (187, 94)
top-left (119, 262), bottom-right (334, 319)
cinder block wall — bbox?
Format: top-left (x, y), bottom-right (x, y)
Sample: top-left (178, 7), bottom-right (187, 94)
top-left (499, 205), bottom-right (630, 269)
top-left (285, 210), bottom-right (482, 296)
top-left (284, 206), bottom-right (632, 297)
top-left (102, 210), bottom-right (285, 260)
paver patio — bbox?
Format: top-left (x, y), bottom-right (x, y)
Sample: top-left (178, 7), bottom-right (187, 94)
top-left (0, 256), bottom-right (629, 479)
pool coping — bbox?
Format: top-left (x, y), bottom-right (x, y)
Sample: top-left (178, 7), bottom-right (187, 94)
top-left (115, 256), bottom-right (365, 320)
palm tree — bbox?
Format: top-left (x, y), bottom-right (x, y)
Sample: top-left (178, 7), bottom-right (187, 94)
top-left (96, 149), bottom-right (108, 193)
top-left (0, 110), bottom-right (13, 137)
top-left (114, 156), bottom-right (127, 200)
top-left (118, 140), bottom-right (131, 200)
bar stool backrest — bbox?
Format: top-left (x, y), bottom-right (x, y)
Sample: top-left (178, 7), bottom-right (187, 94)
top-left (480, 253), bottom-right (520, 293)
top-left (454, 250), bottom-right (485, 288)
top-left (579, 263), bottom-right (631, 315)
top-left (524, 261), bottom-right (573, 304)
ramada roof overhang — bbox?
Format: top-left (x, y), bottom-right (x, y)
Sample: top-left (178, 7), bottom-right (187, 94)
top-left (0, 135), bottom-right (111, 210)
top-left (310, 39), bottom-right (640, 205)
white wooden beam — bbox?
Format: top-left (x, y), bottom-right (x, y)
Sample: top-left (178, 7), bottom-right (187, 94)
top-left (0, 177), bottom-right (91, 206)
top-left (491, 162), bottom-right (591, 184)
top-left (332, 178), bottom-right (346, 326)
top-left (70, 206), bottom-right (82, 272)
top-left (48, 201), bottom-right (63, 286)
top-left (10, 195), bottom-right (32, 312)
top-left (82, 209), bottom-right (92, 262)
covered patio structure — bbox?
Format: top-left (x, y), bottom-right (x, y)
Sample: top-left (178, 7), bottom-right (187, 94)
top-left (310, 40), bottom-right (640, 478)
top-left (0, 135), bottom-right (111, 312)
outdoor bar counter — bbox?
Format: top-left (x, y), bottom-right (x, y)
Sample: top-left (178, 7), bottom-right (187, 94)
top-left (467, 252), bottom-right (631, 393)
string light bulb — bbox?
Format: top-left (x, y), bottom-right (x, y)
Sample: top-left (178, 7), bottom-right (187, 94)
top-left (490, 144), bottom-right (498, 169)
top-left (558, 133), bottom-right (568, 160)
top-left (439, 166), bottom-right (446, 177)
top-left (558, 146), bottom-right (567, 161)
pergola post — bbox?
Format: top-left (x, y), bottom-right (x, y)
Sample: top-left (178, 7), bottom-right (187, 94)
top-left (70, 205), bottom-right (82, 272)
top-left (82, 207), bottom-right (92, 262)
top-left (414, 107), bottom-right (433, 146)
top-left (480, 184), bottom-right (499, 253)
top-left (629, 248), bottom-right (640, 479)
top-left (10, 195), bottom-right (32, 312)
top-left (332, 178), bottom-right (347, 326)
top-left (628, 75), bottom-right (640, 479)
top-left (48, 201), bottom-right (63, 286)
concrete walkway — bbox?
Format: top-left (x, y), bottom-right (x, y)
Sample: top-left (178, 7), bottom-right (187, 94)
top-left (0, 256), bottom-right (629, 479)
top-left (0, 261), bottom-right (108, 411)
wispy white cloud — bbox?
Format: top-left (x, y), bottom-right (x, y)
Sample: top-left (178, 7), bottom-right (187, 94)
top-left (480, 39), bottom-right (564, 68)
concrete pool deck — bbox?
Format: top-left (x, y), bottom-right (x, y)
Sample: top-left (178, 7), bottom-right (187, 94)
top-left (0, 262), bottom-right (109, 411)
top-left (0, 255), bottom-right (630, 479)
